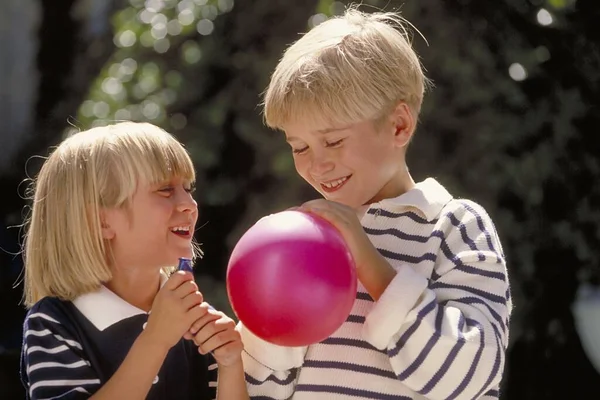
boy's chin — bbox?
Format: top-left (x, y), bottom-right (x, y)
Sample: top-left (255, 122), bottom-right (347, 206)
top-left (321, 195), bottom-right (363, 209)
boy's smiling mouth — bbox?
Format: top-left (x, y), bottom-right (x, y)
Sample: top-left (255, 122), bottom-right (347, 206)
top-left (320, 175), bottom-right (351, 192)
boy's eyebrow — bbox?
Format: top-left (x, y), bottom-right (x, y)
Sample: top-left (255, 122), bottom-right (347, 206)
top-left (316, 126), bottom-right (348, 134)
top-left (285, 126), bottom-right (351, 142)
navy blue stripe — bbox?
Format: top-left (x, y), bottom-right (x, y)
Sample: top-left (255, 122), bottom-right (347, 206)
top-left (472, 326), bottom-right (503, 399)
top-left (443, 297), bottom-right (507, 334)
top-left (356, 291), bottom-right (374, 302)
top-left (485, 389), bottom-right (500, 397)
top-left (446, 319), bottom-right (486, 400)
top-left (439, 239), bottom-right (505, 281)
top-left (446, 212), bottom-right (478, 251)
top-left (346, 314), bottom-right (366, 323)
top-left (296, 384), bottom-right (412, 399)
top-left (398, 305), bottom-right (444, 380)
top-left (420, 317), bottom-right (468, 394)
top-left (367, 208), bottom-right (437, 224)
top-left (365, 226), bottom-right (430, 243)
top-left (245, 368), bottom-right (298, 386)
top-left (378, 248), bottom-right (437, 265)
top-left (302, 359), bottom-right (396, 379)
top-left (320, 337), bottom-right (386, 353)
top-left (458, 201), bottom-right (497, 253)
top-left (429, 281), bottom-right (506, 305)
top-left (389, 300), bottom-right (437, 358)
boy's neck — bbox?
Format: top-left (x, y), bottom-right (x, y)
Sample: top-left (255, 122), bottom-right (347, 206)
top-left (105, 267), bottom-right (161, 312)
top-left (367, 169), bottom-right (416, 205)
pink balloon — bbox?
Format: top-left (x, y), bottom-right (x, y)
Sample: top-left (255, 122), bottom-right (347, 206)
top-left (226, 210), bottom-right (357, 347)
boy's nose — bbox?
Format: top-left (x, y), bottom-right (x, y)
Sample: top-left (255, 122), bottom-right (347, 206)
top-left (309, 154), bottom-right (335, 177)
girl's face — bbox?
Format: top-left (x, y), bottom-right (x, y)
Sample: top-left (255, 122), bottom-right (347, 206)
top-left (102, 176), bottom-right (198, 270)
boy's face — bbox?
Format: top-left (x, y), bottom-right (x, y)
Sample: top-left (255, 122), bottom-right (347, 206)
top-left (103, 176), bottom-right (198, 269)
top-left (283, 114), bottom-right (410, 208)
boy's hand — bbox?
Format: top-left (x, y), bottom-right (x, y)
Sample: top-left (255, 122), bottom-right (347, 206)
top-left (300, 199), bottom-right (397, 300)
top-left (300, 199), bottom-right (380, 270)
top-left (191, 309), bottom-right (244, 368)
top-left (143, 271), bottom-right (208, 352)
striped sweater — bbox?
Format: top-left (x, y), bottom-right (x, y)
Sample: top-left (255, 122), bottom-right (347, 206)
top-left (20, 275), bottom-right (218, 399)
top-left (240, 178), bottom-right (511, 400)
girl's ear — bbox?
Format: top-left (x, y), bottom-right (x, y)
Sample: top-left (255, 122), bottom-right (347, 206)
top-left (100, 209), bottom-right (116, 240)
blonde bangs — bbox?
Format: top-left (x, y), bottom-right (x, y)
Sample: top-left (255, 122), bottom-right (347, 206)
top-left (263, 8), bottom-right (427, 131)
top-left (99, 123), bottom-right (196, 208)
top-left (264, 57), bottom-right (390, 130)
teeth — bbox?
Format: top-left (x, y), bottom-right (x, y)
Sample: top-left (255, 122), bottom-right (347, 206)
top-left (323, 176), bottom-right (348, 189)
top-left (171, 226), bottom-right (190, 233)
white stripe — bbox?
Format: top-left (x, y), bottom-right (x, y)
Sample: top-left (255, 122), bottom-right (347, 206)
top-left (28, 360), bottom-right (90, 374)
top-left (28, 313), bottom-right (60, 324)
top-left (25, 329), bottom-right (82, 349)
top-left (38, 387), bottom-right (89, 400)
top-left (209, 381), bottom-right (218, 387)
top-left (30, 379), bottom-right (101, 394)
top-left (208, 363), bottom-right (218, 371)
top-left (27, 344), bottom-right (70, 355)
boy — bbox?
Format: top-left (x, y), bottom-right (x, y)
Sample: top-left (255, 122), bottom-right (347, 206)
top-left (239, 6), bottom-right (511, 400)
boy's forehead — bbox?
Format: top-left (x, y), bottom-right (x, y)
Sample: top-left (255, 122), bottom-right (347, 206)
top-left (283, 120), bottom-right (354, 139)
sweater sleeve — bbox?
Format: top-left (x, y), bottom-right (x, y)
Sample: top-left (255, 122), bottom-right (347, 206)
top-left (362, 200), bottom-right (511, 400)
top-left (238, 322), bottom-right (307, 399)
top-left (21, 301), bottom-right (100, 399)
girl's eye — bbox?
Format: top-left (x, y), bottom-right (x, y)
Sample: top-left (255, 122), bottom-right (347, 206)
top-left (325, 138), bottom-right (344, 147)
top-left (158, 185), bottom-right (195, 194)
top-left (293, 146), bottom-right (309, 155)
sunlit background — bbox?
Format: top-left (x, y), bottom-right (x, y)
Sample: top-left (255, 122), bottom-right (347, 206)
top-left (1, 0), bottom-right (599, 398)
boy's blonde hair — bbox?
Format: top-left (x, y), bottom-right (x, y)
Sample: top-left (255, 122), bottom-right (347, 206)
top-left (23, 121), bottom-right (197, 308)
top-left (264, 7), bottom-right (428, 129)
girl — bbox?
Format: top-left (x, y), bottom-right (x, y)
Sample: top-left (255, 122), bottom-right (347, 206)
top-left (20, 122), bottom-right (248, 400)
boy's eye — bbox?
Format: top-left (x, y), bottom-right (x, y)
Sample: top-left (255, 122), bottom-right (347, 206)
top-left (293, 146), bottom-right (309, 155)
top-left (325, 138), bottom-right (344, 147)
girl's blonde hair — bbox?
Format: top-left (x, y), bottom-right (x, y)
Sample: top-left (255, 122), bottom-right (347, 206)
top-left (23, 121), bottom-right (197, 308)
top-left (264, 7), bottom-right (429, 129)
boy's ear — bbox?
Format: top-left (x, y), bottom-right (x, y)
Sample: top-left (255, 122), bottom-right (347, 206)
top-left (391, 102), bottom-right (415, 148)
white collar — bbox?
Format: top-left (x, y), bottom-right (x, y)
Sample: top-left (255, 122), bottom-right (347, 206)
top-left (72, 271), bottom-right (168, 331)
top-left (376, 178), bottom-right (453, 221)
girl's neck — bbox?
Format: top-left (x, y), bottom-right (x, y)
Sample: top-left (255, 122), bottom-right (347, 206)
top-left (105, 267), bottom-right (162, 312)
